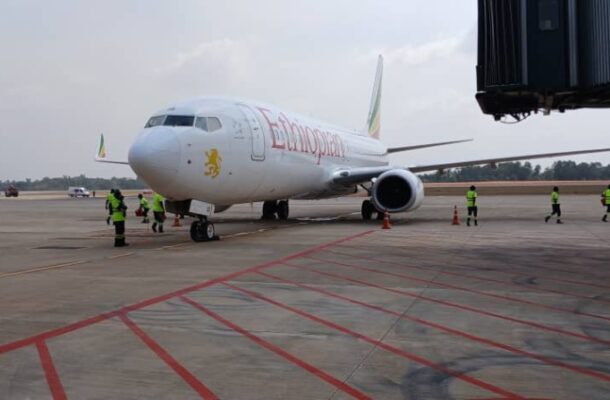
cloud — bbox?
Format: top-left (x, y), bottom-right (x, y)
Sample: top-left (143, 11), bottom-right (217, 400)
top-left (153, 38), bottom-right (251, 76)
top-left (371, 35), bottom-right (468, 67)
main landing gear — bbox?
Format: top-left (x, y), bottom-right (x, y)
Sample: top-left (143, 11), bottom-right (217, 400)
top-left (262, 200), bottom-right (289, 220)
top-left (361, 199), bottom-right (384, 220)
top-left (190, 217), bottom-right (216, 242)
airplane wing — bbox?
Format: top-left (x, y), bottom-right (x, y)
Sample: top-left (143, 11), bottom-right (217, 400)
top-left (332, 147), bottom-right (610, 185)
top-left (409, 147), bottom-right (610, 173)
top-left (333, 166), bottom-right (403, 186)
top-left (95, 134), bottom-right (129, 165)
top-left (387, 139), bottom-right (472, 154)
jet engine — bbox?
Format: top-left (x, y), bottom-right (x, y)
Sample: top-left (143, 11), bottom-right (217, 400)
top-left (371, 169), bottom-right (424, 213)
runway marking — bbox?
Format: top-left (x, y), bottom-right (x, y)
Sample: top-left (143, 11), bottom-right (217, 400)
top-left (107, 252), bottom-right (134, 260)
top-left (220, 282), bottom-right (527, 400)
top-left (0, 260), bottom-right (88, 279)
top-left (258, 271), bottom-right (610, 383)
top-left (281, 262), bottom-right (610, 347)
top-left (36, 341), bottom-right (67, 400)
top-left (0, 230), bottom-right (373, 356)
top-left (307, 254), bottom-right (610, 323)
top-left (180, 296), bottom-right (372, 400)
top-left (328, 246), bottom-right (610, 306)
top-left (118, 313), bottom-right (219, 399)
top-left (157, 241), bottom-right (192, 250)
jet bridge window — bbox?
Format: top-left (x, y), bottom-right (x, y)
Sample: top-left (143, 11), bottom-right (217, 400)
top-left (145, 115), bottom-right (166, 128)
top-left (163, 115), bottom-right (195, 127)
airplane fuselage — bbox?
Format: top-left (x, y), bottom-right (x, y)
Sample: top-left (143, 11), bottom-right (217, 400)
top-left (129, 97), bottom-right (389, 205)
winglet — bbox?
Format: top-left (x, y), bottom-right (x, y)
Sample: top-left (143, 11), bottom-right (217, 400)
top-left (366, 55), bottom-right (383, 140)
top-left (96, 133), bottom-right (107, 160)
top-left (94, 133), bottom-right (129, 165)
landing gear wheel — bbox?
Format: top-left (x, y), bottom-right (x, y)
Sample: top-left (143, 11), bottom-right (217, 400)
top-left (190, 220), bottom-right (215, 242)
top-left (361, 200), bottom-right (374, 220)
top-left (376, 209), bottom-right (385, 220)
top-left (277, 201), bottom-right (289, 220)
top-left (262, 201), bottom-right (278, 220)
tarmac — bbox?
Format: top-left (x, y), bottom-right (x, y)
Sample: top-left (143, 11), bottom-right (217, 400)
top-left (0, 195), bottom-right (609, 400)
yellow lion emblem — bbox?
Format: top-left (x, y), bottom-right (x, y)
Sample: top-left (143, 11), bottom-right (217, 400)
top-left (204, 148), bottom-right (222, 178)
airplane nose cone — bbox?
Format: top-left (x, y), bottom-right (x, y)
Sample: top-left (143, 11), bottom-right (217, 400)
top-left (128, 127), bottom-right (181, 189)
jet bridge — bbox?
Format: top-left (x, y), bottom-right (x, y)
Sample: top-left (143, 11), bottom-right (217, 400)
top-left (476, 0), bottom-right (610, 121)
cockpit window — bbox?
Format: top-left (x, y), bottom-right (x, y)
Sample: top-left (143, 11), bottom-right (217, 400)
top-left (145, 115), bottom-right (165, 128)
top-left (208, 117), bottom-right (222, 132)
top-left (195, 117), bottom-right (208, 131)
top-left (163, 115), bottom-right (195, 127)
top-left (194, 116), bottom-right (222, 132)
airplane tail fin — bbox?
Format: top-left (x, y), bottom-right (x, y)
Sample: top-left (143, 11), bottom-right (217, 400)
top-left (365, 55), bottom-right (383, 140)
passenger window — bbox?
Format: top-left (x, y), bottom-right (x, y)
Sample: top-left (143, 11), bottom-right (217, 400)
top-left (208, 117), bottom-right (222, 132)
top-left (195, 117), bottom-right (208, 131)
top-left (538, 0), bottom-right (559, 31)
top-left (145, 115), bottom-right (166, 128)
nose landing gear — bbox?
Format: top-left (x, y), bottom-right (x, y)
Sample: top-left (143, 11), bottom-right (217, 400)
top-left (190, 217), bottom-right (216, 242)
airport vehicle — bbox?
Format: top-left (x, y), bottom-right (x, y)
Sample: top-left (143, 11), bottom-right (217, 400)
top-left (68, 186), bottom-right (90, 198)
top-left (4, 186), bottom-right (18, 197)
top-left (96, 56), bottom-right (610, 242)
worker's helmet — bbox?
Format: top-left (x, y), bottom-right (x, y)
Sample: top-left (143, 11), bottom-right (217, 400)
top-left (607, 184), bottom-right (610, 189)
top-left (470, 185), bottom-right (476, 191)
top-left (553, 186), bottom-right (559, 192)
top-left (138, 193), bottom-right (143, 199)
top-left (110, 188), bottom-right (116, 194)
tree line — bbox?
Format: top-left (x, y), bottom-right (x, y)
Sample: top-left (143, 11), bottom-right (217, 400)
top-left (420, 161), bottom-right (610, 182)
top-left (1, 175), bottom-right (147, 191)
top-left (2, 161), bottom-right (610, 190)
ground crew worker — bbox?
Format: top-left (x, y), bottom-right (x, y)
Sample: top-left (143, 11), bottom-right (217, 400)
top-left (137, 193), bottom-right (150, 224)
top-left (152, 192), bottom-right (166, 233)
top-left (466, 185), bottom-right (478, 226)
top-left (105, 189), bottom-right (115, 225)
top-left (602, 184), bottom-right (610, 222)
top-left (545, 186), bottom-right (563, 224)
top-left (110, 189), bottom-right (129, 247)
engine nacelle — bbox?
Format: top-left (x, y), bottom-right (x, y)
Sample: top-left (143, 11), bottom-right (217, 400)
top-left (372, 169), bottom-right (424, 213)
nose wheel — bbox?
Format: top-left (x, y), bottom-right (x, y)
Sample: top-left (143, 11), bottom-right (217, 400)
top-left (190, 219), bottom-right (216, 242)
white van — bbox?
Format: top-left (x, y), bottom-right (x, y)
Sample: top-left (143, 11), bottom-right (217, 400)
top-left (68, 187), bottom-right (90, 198)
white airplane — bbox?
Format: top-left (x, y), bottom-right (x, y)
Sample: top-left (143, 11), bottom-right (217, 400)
top-left (97, 56), bottom-right (610, 242)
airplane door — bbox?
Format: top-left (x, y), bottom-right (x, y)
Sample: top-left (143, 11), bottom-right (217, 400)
top-left (238, 105), bottom-right (265, 161)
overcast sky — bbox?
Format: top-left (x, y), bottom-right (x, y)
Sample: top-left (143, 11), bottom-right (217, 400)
top-left (1, 0), bottom-right (609, 181)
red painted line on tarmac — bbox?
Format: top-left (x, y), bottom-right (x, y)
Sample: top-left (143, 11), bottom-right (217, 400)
top-left (180, 296), bottom-right (372, 400)
top-left (36, 341), bottom-right (67, 400)
top-left (325, 248), bottom-right (610, 307)
top-left (0, 230), bottom-right (373, 356)
top-left (118, 313), bottom-right (218, 399)
top-left (258, 271), bottom-right (610, 383)
top-left (281, 263), bottom-right (610, 347)
top-left (221, 282), bottom-right (527, 400)
top-left (306, 255), bottom-right (610, 323)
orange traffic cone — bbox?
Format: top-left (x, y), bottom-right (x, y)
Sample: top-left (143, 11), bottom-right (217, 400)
top-left (452, 206), bottom-right (460, 225)
top-left (172, 214), bottom-right (182, 227)
top-left (382, 210), bottom-right (391, 229)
